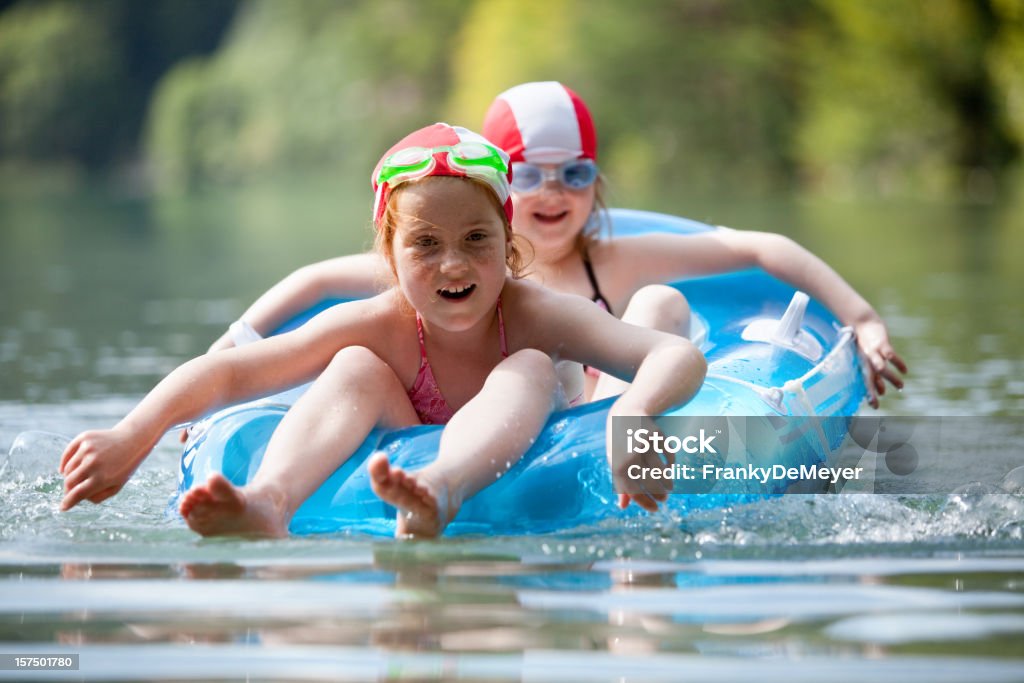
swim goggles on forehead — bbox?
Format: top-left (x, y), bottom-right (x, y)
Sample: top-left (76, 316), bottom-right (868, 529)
top-left (510, 159), bottom-right (599, 194)
top-left (376, 141), bottom-right (510, 203)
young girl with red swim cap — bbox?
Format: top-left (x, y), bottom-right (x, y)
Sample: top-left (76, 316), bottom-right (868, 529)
top-left (59, 123), bottom-right (707, 537)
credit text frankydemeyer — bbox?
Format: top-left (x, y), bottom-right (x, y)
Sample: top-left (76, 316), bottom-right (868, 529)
top-left (626, 463), bottom-right (864, 485)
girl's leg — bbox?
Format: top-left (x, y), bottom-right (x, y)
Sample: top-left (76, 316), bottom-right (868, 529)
top-left (555, 359), bottom-right (586, 407)
top-left (180, 346), bottom-right (419, 537)
top-left (591, 284), bottom-right (691, 401)
top-left (369, 349), bottom-right (560, 538)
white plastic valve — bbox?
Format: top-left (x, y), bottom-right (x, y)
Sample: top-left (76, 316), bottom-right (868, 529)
top-left (741, 291), bottom-right (824, 362)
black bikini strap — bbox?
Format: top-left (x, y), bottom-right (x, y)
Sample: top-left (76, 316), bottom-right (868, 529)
top-left (582, 256), bottom-right (613, 315)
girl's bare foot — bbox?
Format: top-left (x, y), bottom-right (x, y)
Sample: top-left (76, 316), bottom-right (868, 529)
top-left (367, 453), bottom-right (457, 538)
top-left (179, 473), bottom-right (289, 538)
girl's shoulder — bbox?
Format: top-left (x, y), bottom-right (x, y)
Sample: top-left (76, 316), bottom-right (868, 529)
top-left (501, 277), bottom-right (605, 350)
top-left (299, 288), bottom-right (418, 361)
top-left (502, 276), bottom-right (564, 311)
top-left (502, 278), bottom-right (562, 328)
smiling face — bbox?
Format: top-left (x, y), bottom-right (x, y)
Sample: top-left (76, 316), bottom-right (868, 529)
top-left (510, 165), bottom-right (597, 261)
top-left (386, 176), bottom-right (510, 331)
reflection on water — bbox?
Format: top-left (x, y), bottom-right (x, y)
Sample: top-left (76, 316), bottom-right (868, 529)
top-left (3, 551), bottom-right (1024, 680)
top-left (1, 186), bottom-right (1023, 679)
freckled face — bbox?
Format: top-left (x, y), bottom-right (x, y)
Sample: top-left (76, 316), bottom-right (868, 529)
top-left (390, 177), bottom-right (510, 331)
top-left (511, 164), bottom-right (596, 258)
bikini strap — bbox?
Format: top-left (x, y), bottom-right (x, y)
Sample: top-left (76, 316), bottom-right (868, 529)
top-left (415, 313), bottom-right (428, 363)
top-left (582, 255), bottom-right (613, 315)
top-left (497, 297), bottom-right (508, 358)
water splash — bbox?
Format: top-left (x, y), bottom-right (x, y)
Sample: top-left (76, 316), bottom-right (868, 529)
top-left (3, 430), bottom-right (71, 481)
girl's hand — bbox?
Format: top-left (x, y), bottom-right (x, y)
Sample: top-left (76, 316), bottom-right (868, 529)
top-left (617, 490), bottom-right (669, 513)
top-left (607, 415), bottom-right (674, 513)
top-left (854, 317), bottom-right (908, 408)
top-left (58, 427), bottom-right (147, 511)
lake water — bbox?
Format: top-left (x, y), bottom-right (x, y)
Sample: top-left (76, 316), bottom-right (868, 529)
top-left (1, 181), bottom-right (1022, 681)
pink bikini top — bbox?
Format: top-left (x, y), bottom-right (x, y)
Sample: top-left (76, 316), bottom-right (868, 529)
top-left (408, 299), bottom-right (509, 425)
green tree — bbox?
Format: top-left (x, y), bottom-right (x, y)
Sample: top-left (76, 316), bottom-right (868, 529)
top-left (989, 0), bottom-right (1024, 161)
top-left (797, 0), bottom-right (1018, 197)
top-left (0, 1), bottom-right (124, 166)
top-left (146, 0), bottom-right (465, 192)
top-left (0, 0), bottom-right (237, 170)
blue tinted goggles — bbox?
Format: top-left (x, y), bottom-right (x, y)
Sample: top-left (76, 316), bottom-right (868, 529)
top-left (510, 159), bottom-right (599, 194)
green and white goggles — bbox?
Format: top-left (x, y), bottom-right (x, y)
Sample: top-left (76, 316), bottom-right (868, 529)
top-left (373, 132), bottom-right (512, 227)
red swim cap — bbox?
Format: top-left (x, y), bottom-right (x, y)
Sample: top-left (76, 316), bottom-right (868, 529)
top-left (371, 123), bottom-right (513, 228)
top-left (482, 81), bottom-right (598, 164)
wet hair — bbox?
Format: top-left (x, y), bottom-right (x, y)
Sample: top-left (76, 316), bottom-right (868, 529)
top-left (374, 176), bottom-right (531, 280)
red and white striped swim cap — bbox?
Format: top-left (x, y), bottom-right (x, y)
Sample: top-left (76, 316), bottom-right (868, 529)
top-left (482, 81), bottom-right (597, 164)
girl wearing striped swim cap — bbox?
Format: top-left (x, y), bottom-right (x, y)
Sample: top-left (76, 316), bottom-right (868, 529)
top-left (482, 81), bottom-right (905, 407)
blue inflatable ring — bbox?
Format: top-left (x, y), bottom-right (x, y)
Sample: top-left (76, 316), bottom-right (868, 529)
top-left (176, 210), bottom-right (866, 535)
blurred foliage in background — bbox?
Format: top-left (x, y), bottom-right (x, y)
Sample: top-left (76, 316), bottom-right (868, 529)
top-left (1, 0), bottom-right (1021, 202)
top-left (0, 0), bottom-right (237, 181)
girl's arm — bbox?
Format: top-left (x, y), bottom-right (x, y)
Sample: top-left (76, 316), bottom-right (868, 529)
top-left (530, 288), bottom-right (707, 512)
top-left (611, 231), bottom-right (907, 407)
top-left (207, 253), bottom-right (387, 352)
top-left (60, 300), bottom-right (379, 510)
top-left (604, 339), bottom-right (707, 512)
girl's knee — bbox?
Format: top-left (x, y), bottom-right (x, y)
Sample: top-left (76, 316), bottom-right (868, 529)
top-left (326, 346), bottom-right (392, 381)
top-left (500, 349), bottom-right (559, 394)
top-left (555, 359), bottom-right (586, 406)
top-left (320, 347), bottom-right (413, 425)
top-left (633, 284), bottom-right (690, 316)
top-left (627, 285), bottom-right (691, 336)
